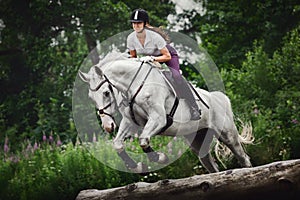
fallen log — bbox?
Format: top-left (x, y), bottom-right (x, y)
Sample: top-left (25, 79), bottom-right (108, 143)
top-left (76, 159), bottom-right (300, 200)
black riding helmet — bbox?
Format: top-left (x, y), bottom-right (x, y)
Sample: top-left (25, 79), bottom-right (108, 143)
top-left (130, 8), bottom-right (149, 24)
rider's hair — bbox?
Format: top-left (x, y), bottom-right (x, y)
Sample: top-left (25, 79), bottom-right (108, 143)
top-left (145, 26), bottom-right (171, 44)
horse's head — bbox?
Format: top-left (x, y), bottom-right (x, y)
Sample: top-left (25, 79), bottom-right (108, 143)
top-left (79, 66), bottom-right (117, 133)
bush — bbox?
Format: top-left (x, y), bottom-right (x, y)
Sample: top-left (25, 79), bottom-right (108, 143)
top-left (221, 25), bottom-right (300, 166)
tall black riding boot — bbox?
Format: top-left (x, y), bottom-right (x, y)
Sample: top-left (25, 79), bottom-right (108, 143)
top-left (173, 79), bottom-right (201, 120)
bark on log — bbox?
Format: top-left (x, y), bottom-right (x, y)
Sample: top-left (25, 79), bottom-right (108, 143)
top-left (76, 159), bottom-right (300, 200)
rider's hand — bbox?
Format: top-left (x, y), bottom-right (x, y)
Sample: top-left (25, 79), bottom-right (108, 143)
top-left (140, 56), bottom-right (155, 62)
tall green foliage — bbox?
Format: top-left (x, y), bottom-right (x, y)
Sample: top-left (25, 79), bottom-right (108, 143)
top-left (222, 25), bottom-right (300, 164)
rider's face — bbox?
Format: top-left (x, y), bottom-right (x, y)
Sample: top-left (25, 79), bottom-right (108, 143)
top-left (132, 22), bottom-right (144, 33)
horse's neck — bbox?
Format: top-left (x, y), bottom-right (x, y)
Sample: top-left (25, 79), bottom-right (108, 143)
top-left (104, 60), bottom-right (140, 94)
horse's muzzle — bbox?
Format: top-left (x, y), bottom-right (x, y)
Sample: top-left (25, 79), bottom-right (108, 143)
top-left (104, 122), bottom-right (114, 133)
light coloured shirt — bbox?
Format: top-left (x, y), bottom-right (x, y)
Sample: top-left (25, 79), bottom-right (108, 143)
top-left (127, 29), bottom-right (167, 56)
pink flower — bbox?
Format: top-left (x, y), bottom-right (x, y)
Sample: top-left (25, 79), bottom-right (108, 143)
top-left (4, 143), bottom-right (9, 153)
top-left (56, 136), bottom-right (62, 146)
top-left (49, 133), bottom-right (54, 143)
top-left (291, 119), bottom-right (299, 124)
top-left (167, 141), bottom-right (172, 149)
top-left (129, 137), bottom-right (134, 143)
top-left (42, 134), bottom-right (47, 142)
top-left (4, 136), bottom-right (9, 153)
top-left (253, 108), bottom-right (259, 115)
top-left (26, 141), bottom-right (33, 153)
top-left (33, 142), bottom-right (39, 151)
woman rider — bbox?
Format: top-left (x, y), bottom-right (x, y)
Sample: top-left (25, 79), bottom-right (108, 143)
top-left (127, 8), bottom-right (200, 120)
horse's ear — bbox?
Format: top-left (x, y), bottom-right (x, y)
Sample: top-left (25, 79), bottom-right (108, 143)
top-left (78, 70), bottom-right (90, 83)
top-left (95, 66), bottom-right (103, 77)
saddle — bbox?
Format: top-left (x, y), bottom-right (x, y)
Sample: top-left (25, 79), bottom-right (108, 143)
top-left (160, 70), bottom-right (209, 110)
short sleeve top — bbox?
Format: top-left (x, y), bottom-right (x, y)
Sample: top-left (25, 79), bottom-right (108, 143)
top-left (127, 29), bottom-right (167, 56)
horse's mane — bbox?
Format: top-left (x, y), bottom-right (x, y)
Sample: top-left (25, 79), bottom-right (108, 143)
top-left (96, 52), bottom-right (130, 68)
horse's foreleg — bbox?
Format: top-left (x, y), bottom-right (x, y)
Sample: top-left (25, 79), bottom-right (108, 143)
top-left (113, 119), bottom-right (149, 173)
top-left (139, 113), bottom-right (167, 148)
top-left (138, 112), bottom-right (169, 164)
top-left (142, 146), bottom-right (169, 164)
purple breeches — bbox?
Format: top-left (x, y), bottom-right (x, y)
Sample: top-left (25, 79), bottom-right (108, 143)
top-left (165, 44), bottom-right (183, 83)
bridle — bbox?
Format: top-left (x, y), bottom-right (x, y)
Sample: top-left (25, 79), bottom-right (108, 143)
top-left (89, 61), bottom-right (155, 126)
top-left (89, 74), bottom-right (118, 121)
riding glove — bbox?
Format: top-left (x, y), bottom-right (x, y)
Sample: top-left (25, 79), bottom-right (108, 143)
top-left (140, 56), bottom-right (155, 62)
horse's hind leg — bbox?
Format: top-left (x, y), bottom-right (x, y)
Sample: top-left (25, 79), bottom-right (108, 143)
top-left (218, 126), bottom-right (252, 168)
top-left (185, 129), bottom-right (219, 173)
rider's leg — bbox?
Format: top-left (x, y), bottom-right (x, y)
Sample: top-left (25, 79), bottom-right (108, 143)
top-left (165, 45), bottom-right (200, 120)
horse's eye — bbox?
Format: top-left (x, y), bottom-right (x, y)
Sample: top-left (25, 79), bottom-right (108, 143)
top-left (103, 91), bottom-right (110, 97)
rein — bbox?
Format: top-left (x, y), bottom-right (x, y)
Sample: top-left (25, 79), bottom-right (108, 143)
top-left (89, 75), bottom-right (118, 121)
top-left (90, 61), bottom-right (179, 131)
top-left (128, 62), bottom-right (153, 125)
top-left (88, 62), bottom-right (149, 123)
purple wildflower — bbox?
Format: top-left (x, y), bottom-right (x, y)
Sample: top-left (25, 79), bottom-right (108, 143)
top-left (4, 136), bottom-right (9, 153)
top-left (33, 141), bottom-right (39, 150)
top-left (26, 141), bottom-right (33, 153)
top-left (56, 136), bottom-right (62, 147)
top-left (49, 133), bottom-right (54, 143)
top-left (42, 133), bottom-right (47, 142)
top-left (10, 155), bottom-right (19, 163)
top-left (129, 137), bottom-right (134, 143)
top-left (253, 108), bottom-right (259, 115)
top-left (291, 119), bottom-right (299, 124)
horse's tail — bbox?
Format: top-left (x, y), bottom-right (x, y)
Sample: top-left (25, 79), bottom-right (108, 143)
top-left (214, 118), bottom-right (254, 169)
top-left (238, 119), bottom-right (254, 145)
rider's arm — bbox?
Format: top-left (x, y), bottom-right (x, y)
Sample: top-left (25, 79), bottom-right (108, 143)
top-left (152, 47), bottom-right (171, 62)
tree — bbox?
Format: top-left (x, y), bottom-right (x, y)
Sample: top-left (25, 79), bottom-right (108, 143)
top-left (179, 0), bottom-right (300, 69)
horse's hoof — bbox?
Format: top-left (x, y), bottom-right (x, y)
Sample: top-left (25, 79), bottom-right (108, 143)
top-left (157, 152), bottom-right (169, 164)
top-left (139, 138), bottom-right (150, 148)
top-left (130, 162), bottom-right (149, 175)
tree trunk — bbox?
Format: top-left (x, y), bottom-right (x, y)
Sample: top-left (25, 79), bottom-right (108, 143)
top-left (85, 32), bottom-right (99, 65)
top-left (76, 159), bottom-right (300, 200)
